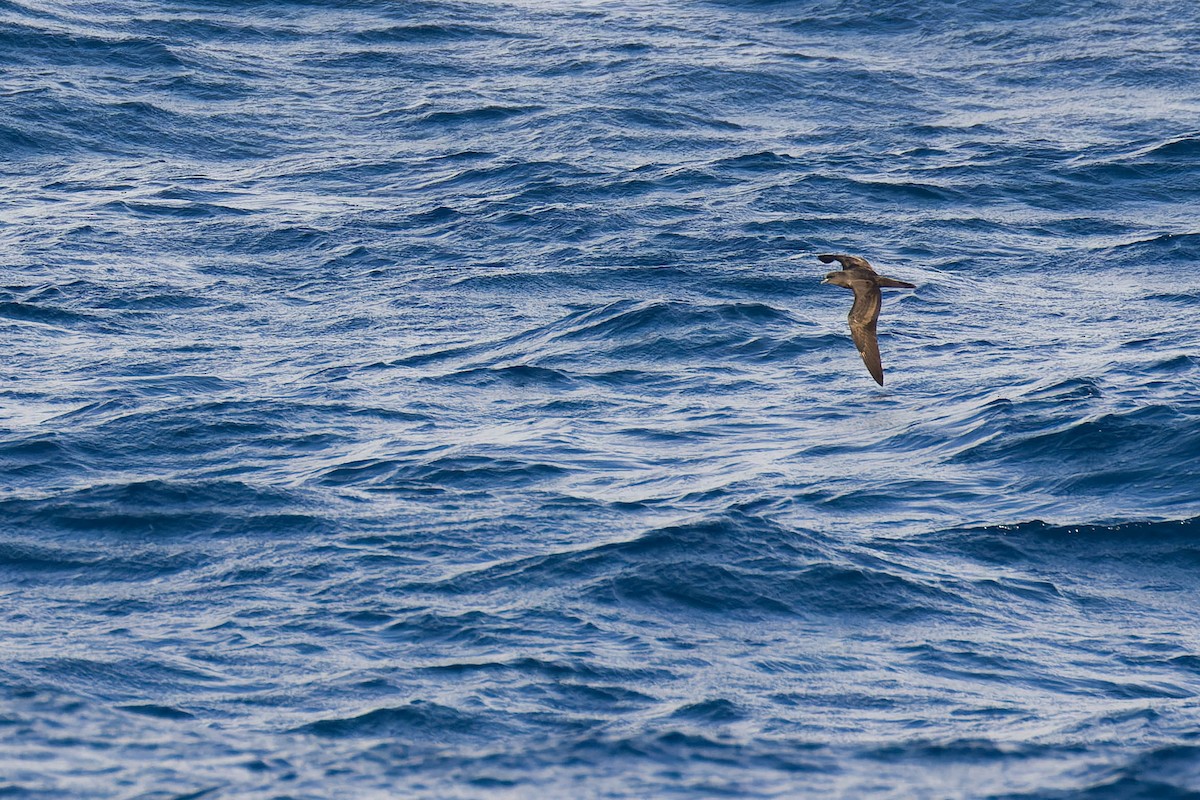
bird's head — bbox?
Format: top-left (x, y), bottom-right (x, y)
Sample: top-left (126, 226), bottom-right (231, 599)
top-left (821, 271), bottom-right (848, 287)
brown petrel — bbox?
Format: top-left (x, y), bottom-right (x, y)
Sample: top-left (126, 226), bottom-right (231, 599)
top-left (819, 254), bottom-right (916, 386)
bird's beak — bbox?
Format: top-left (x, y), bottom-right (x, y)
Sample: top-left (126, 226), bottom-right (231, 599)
top-left (820, 278), bottom-right (830, 284)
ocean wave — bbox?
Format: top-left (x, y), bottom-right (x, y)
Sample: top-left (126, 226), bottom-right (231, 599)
top-left (1104, 231), bottom-right (1200, 261)
top-left (951, 404), bottom-right (1200, 485)
top-left (317, 452), bottom-right (571, 492)
top-left (0, 479), bottom-right (330, 537)
top-left (296, 700), bottom-right (486, 740)
top-left (0, 300), bottom-right (112, 332)
top-left (402, 510), bottom-right (968, 622)
top-left (391, 299), bottom-right (811, 376)
top-left (348, 22), bottom-right (522, 44)
top-left (7, 0), bottom-right (1200, 796)
top-left (0, 21), bottom-right (184, 69)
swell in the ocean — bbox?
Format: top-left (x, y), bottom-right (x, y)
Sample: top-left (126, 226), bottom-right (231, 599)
top-left (3, 0), bottom-right (1200, 797)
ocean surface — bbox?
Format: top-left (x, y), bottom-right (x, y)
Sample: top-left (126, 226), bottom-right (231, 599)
top-left (3, 0), bottom-right (1200, 797)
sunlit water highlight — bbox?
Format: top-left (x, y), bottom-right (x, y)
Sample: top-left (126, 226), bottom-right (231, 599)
top-left (3, 0), bottom-right (1200, 797)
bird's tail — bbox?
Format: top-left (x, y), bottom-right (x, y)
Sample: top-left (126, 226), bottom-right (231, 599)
top-left (877, 276), bottom-right (916, 289)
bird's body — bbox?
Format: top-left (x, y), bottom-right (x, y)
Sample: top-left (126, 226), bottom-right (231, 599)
top-left (818, 254), bottom-right (915, 385)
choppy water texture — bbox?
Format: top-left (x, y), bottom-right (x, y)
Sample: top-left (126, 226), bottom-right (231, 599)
top-left (4, 0), bottom-right (1200, 797)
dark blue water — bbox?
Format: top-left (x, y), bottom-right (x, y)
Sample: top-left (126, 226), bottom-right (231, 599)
top-left (4, 0), bottom-right (1200, 796)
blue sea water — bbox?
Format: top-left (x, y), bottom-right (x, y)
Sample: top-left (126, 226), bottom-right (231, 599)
top-left (3, 0), bottom-right (1200, 796)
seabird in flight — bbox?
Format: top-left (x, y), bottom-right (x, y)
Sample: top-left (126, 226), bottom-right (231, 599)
top-left (819, 253), bottom-right (916, 386)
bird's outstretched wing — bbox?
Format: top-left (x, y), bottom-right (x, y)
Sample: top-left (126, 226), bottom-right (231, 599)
top-left (818, 253), bottom-right (874, 272)
top-left (847, 281), bottom-right (884, 385)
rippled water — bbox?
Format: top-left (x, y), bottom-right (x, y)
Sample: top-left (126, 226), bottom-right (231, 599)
top-left (4, 0), bottom-right (1200, 797)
